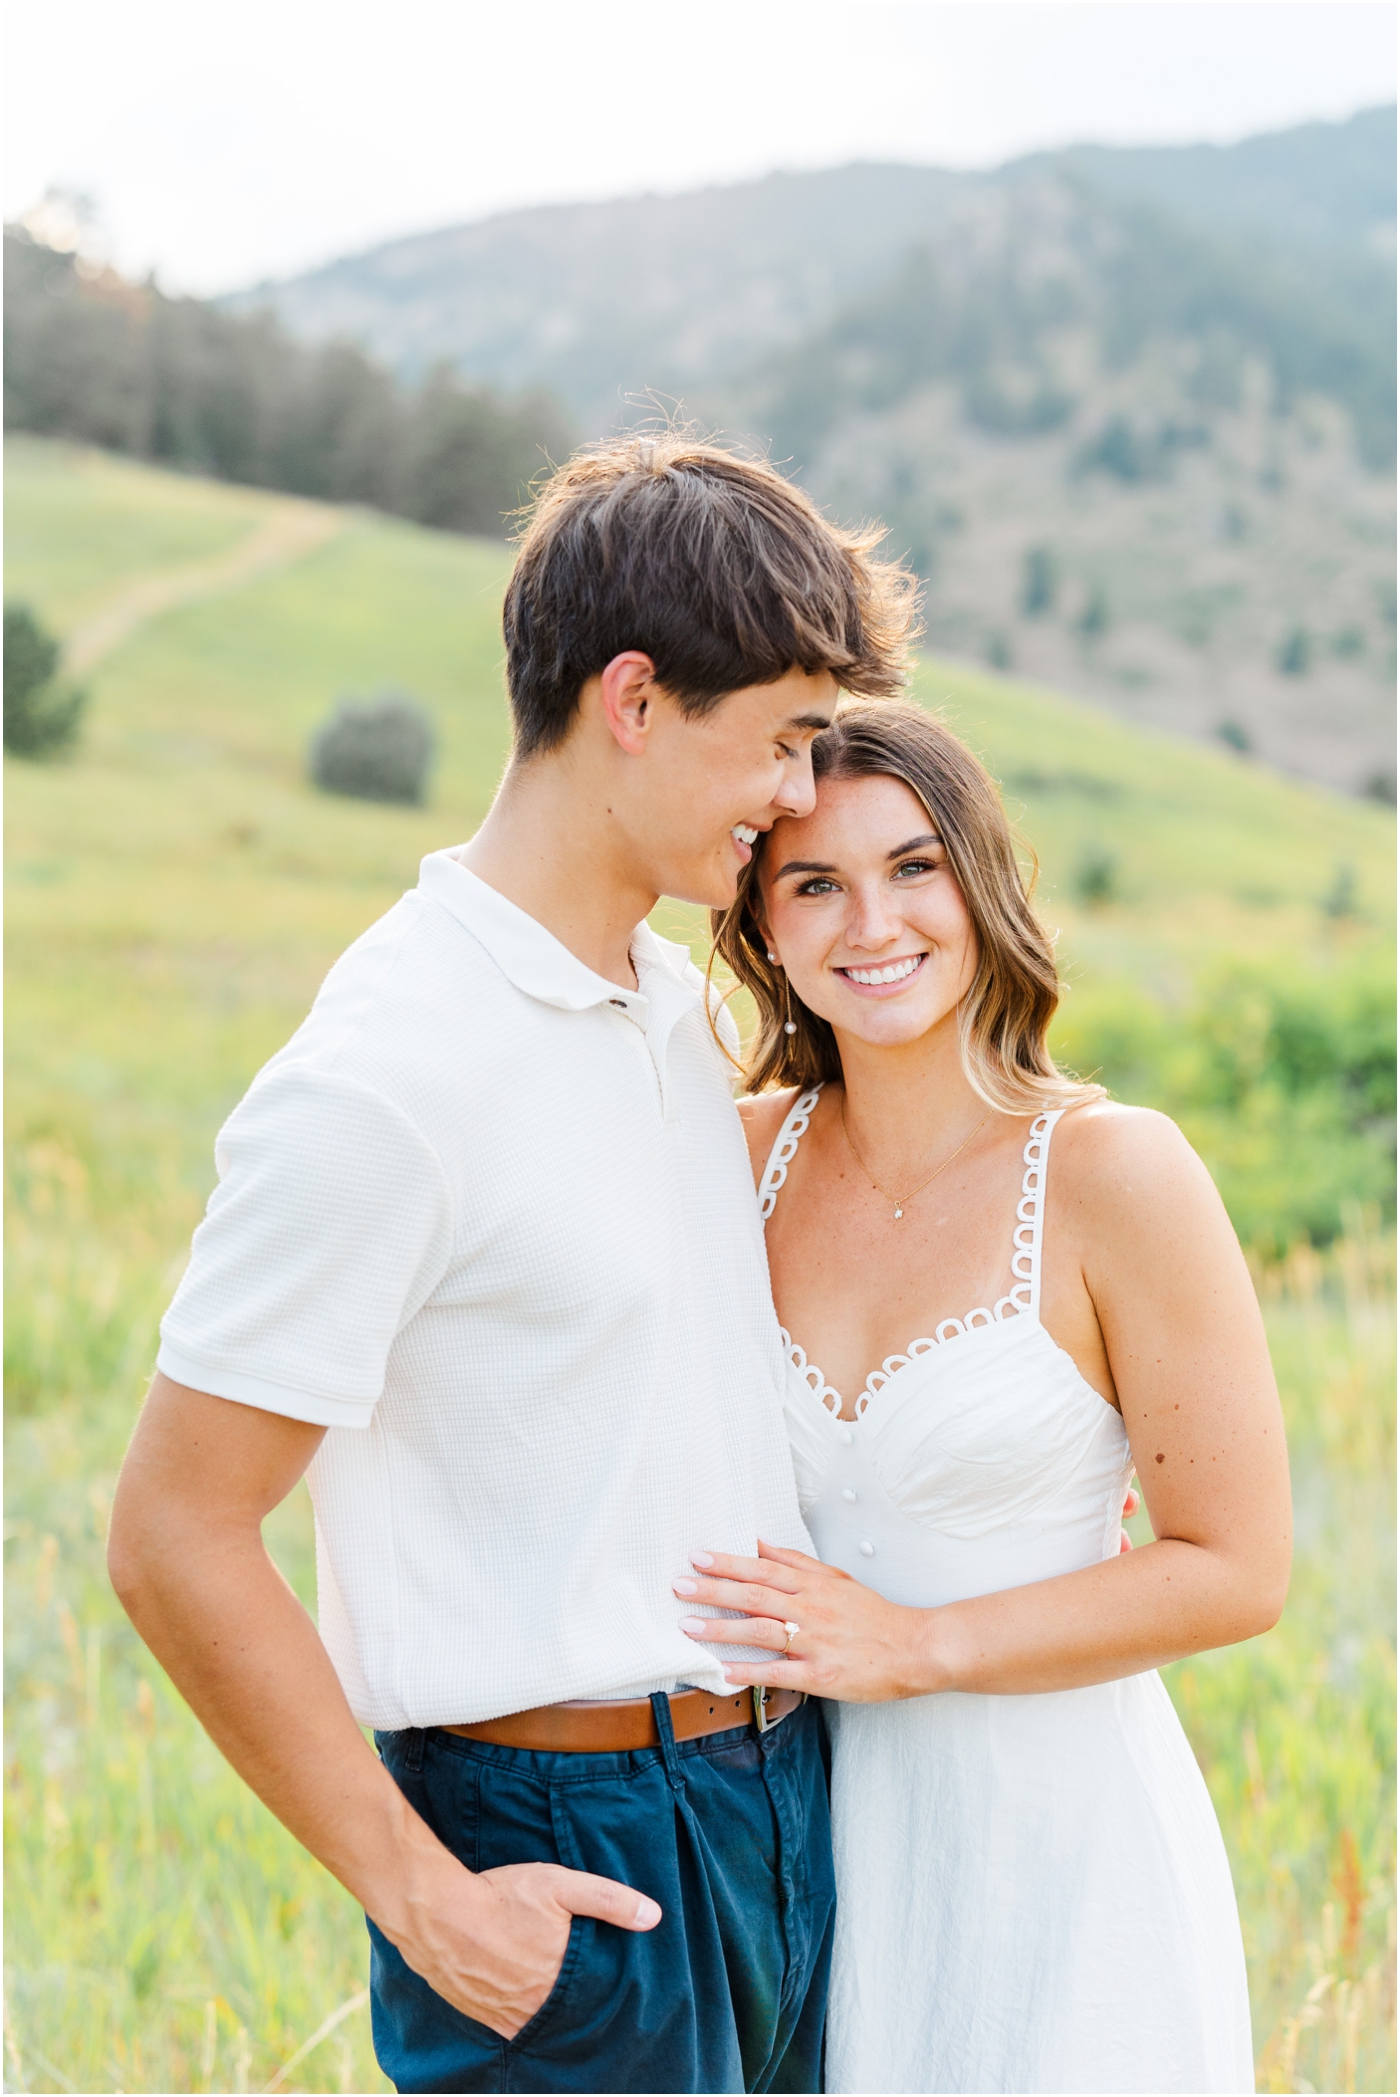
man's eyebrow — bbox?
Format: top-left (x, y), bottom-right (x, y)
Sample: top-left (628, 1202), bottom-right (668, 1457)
top-left (888, 834), bottom-right (941, 857)
top-left (787, 712), bottom-right (835, 732)
top-left (772, 859), bottom-right (837, 880)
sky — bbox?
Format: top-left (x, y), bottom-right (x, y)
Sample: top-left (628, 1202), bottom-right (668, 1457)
top-left (3, 0), bottom-right (1395, 295)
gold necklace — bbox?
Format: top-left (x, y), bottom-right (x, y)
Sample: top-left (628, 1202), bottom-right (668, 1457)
top-left (840, 1100), bottom-right (993, 1220)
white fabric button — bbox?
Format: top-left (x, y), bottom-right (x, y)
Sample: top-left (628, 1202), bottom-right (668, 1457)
top-left (859, 1540), bottom-right (875, 1557)
top-left (842, 1488), bottom-right (858, 1503)
top-left (838, 1428), bottom-right (854, 1446)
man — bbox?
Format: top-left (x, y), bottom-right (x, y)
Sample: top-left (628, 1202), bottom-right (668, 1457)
top-left (108, 433), bottom-right (917, 2094)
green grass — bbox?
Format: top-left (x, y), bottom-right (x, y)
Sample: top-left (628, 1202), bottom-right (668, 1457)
top-left (1165, 1232), bottom-right (1396, 2094)
top-left (4, 438), bottom-right (285, 632)
top-left (4, 439), bottom-right (1395, 2092)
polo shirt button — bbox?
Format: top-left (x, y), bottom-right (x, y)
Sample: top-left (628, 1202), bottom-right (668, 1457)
top-left (838, 1428), bottom-right (854, 1446)
top-left (859, 1540), bottom-right (875, 1557)
top-left (842, 1488), bottom-right (857, 1503)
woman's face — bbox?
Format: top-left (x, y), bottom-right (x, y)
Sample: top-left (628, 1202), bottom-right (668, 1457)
top-left (760, 771), bottom-right (980, 1050)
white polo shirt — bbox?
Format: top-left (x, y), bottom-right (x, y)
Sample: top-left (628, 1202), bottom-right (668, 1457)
top-left (157, 849), bottom-right (810, 1729)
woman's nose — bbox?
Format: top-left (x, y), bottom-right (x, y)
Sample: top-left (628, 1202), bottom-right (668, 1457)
top-left (844, 886), bottom-right (903, 948)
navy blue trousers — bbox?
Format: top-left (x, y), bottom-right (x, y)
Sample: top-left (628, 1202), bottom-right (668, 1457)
top-left (369, 1695), bottom-right (835, 2094)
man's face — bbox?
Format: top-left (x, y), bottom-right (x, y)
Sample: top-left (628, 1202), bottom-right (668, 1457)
top-left (627, 668), bottom-right (840, 909)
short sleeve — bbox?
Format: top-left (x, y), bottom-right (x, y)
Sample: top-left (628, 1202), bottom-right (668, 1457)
top-left (157, 1066), bottom-right (455, 1428)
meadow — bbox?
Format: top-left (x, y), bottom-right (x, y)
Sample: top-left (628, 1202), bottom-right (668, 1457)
top-left (4, 437), bottom-right (1395, 2093)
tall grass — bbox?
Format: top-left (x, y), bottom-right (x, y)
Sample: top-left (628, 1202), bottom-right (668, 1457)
top-left (5, 440), bottom-right (1395, 2092)
top-left (1167, 1221), bottom-right (1396, 2094)
top-left (4, 1179), bottom-right (385, 2092)
top-left (5, 1150), bottom-right (1393, 2089)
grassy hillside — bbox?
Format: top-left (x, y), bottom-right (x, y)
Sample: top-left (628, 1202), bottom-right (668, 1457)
top-left (4, 439), bottom-right (1395, 2093)
top-left (223, 109), bottom-right (1397, 791)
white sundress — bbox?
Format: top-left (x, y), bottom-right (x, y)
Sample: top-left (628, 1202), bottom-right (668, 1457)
top-left (760, 1094), bottom-right (1254, 2095)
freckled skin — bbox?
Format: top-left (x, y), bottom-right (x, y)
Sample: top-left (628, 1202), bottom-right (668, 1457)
top-left (680, 776), bottom-right (1295, 1701)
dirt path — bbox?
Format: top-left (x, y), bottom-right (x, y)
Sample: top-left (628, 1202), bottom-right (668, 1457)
top-left (63, 497), bottom-right (348, 676)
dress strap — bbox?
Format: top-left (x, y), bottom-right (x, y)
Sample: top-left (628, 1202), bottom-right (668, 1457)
top-left (758, 1086), bottom-right (823, 1221)
top-left (1010, 1108), bottom-right (1064, 1320)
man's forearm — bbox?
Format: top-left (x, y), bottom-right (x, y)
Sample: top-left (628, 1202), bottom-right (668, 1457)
top-left (108, 1498), bottom-right (461, 1940)
top-left (109, 1375), bottom-right (661, 2038)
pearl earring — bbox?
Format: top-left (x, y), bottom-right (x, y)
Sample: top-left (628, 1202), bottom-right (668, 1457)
top-left (766, 947), bottom-right (797, 1033)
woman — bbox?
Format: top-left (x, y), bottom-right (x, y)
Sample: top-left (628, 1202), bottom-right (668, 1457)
top-left (673, 701), bottom-right (1291, 2095)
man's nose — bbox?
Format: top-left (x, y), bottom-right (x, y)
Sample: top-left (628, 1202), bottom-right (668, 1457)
top-left (775, 751), bottom-right (818, 819)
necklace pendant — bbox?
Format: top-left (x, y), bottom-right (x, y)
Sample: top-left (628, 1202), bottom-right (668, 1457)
top-left (893, 1205), bottom-right (903, 1220)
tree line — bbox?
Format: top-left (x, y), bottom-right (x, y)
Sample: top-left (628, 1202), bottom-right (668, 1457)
top-left (3, 227), bottom-right (574, 535)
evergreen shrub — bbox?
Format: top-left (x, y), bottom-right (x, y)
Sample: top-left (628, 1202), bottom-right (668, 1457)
top-left (3, 603), bottom-right (87, 756)
top-left (309, 693), bottom-right (435, 805)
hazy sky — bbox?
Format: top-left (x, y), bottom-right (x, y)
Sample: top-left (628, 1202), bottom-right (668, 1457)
top-left (4, 0), bottom-right (1395, 294)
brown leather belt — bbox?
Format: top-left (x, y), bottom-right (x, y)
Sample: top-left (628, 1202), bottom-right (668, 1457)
top-left (440, 1685), bottom-right (804, 1754)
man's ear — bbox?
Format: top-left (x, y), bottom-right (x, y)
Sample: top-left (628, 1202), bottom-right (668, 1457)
top-left (598, 652), bottom-right (658, 756)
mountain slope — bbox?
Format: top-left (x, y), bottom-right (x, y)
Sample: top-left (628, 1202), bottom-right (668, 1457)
top-left (727, 167), bottom-right (1395, 793)
top-left (226, 108), bottom-right (1395, 436)
top-left (221, 111), bottom-right (1396, 795)
top-left (1035, 103), bottom-right (1397, 254)
top-left (224, 163), bottom-right (969, 421)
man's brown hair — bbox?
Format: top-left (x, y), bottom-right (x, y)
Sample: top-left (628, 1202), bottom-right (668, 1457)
top-left (503, 430), bottom-right (921, 758)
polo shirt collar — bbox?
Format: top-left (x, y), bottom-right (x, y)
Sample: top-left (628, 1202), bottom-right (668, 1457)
top-left (418, 850), bottom-right (699, 1022)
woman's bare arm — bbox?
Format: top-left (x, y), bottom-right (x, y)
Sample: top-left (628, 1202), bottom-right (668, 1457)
top-left (678, 1109), bottom-right (1291, 1698)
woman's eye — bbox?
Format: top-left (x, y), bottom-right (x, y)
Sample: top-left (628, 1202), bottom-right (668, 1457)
top-left (893, 858), bottom-right (938, 878)
top-left (795, 877), bottom-right (840, 896)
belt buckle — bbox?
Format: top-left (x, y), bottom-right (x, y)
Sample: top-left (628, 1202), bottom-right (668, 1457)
top-left (752, 1686), bottom-right (806, 1734)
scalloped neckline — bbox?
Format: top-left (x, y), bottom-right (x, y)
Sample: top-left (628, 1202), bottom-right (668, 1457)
top-left (780, 1305), bottom-right (1035, 1424)
top-left (762, 1095), bottom-right (1058, 1422)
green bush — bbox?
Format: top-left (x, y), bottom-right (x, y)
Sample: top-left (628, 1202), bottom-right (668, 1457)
top-left (1071, 845), bottom-right (1119, 906)
top-left (308, 692), bottom-right (435, 806)
top-left (1020, 544), bottom-right (1057, 617)
top-left (3, 602), bottom-right (86, 756)
top-left (1053, 959), bottom-right (1397, 1252)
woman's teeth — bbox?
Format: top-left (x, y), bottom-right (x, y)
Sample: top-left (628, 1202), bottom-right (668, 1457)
top-left (731, 825), bottom-right (759, 846)
top-left (841, 956), bottom-right (924, 985)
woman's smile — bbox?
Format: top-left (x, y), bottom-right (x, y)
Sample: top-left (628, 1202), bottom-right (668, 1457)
top-left (835, 952), bottom-right (928, 992)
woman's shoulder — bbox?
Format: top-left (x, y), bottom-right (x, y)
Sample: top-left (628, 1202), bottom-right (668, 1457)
top-left (1049, 1099), bottom-right (1220, 1229)
top-left (736, 1086), bottom-right (804, 1189)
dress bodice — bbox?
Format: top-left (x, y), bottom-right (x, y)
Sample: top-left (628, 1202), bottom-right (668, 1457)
top-left (760, 1092), bottom-right (1134, 1609)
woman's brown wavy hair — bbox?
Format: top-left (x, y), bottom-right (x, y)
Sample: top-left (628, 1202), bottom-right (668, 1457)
top-left (710, 698), bottom-right (1104, 1113)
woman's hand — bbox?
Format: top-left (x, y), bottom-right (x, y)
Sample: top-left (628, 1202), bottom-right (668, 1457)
top-left (675, 1540), bottom-right (938, 1702)
top-left (678, 1483), bottom-right (1140, 1703)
